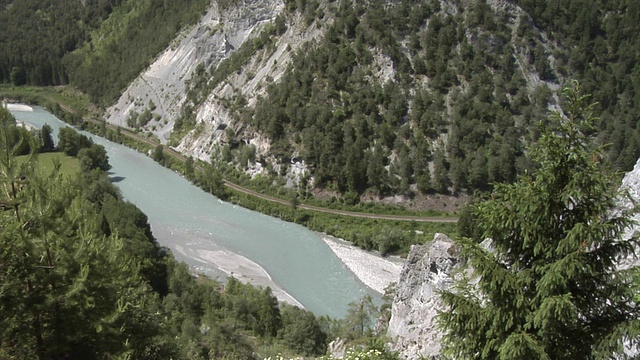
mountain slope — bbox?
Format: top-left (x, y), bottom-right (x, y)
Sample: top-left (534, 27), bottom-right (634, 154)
top-left (106, 0), bottom-right (567, 199)
top-left (5, 0), bottom-right (638, 202)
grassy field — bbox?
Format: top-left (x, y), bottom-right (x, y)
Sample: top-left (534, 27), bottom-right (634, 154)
top-left (16, 152), bottom-right (81, 178)
top-left (1, 85), bottom-right (89, 109)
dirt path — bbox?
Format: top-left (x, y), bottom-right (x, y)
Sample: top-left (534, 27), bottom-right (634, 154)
top-left (60, 102), bottom-right (458, 223)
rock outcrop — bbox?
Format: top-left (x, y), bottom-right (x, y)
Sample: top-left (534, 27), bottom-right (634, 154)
top-left (387, 233), bottom-right (460, 359)
top-left (616, 157), bottom-right (640, 269)
top-left (105, 0), bottom-right (286, 146)
top-left (387, 158), bottom-right (640, 359)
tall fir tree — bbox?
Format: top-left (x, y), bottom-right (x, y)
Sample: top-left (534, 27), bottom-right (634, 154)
top-left (438, 82), bottom-right (640, 359)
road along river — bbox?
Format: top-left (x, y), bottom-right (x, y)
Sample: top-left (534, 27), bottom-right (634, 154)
top-left (10, 105), bottom-right (380, 319)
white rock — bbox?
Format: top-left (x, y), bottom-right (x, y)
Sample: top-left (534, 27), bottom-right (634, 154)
top-left (387, 233), bottom-right (459, 359)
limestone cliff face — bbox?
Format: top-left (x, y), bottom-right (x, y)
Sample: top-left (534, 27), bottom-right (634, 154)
top-left (104, 0), bottom-right (330, 167)
top-left (386, 233), bottom-right (459, 359)
top-left (616, 157), bottom-right (640, 270)
top-left (104, 0), bottom-right (287, 149)
top-left (176, 8), bottom-right (328, 162)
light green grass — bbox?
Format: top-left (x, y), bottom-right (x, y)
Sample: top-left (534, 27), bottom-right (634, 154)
top-left (1, 85), bottom-right (91, 115)
top-left (16, 152), bottom-right (81, 178)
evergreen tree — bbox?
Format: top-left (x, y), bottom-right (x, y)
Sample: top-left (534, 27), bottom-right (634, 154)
top-left (152, 144), bottom-right (165, 165)
top-left (438, 83), bottom-right (640, 359)
top-left (40, 124), bottom-right (55, 153)
top-left (278, 304), bottom-right (327, 356)
top-left (432, 148), bottom-right (450, 194)
top-left (344, 294), bottom-right (378, 340)
top-left (78, 143), bottom-right (111, 172)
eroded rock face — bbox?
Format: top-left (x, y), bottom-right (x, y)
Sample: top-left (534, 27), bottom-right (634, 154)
top-left (618, 158), bottom-right (640, 231)
top-left (387, 233), bottom-right (459, 359)
top-left (105, 0), bottom-right (285, 146)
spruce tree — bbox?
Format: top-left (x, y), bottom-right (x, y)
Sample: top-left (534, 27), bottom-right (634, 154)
top-left (438, 82), bottom-right (640, 359)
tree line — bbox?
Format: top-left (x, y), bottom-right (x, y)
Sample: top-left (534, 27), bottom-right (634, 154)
top-left (0, 0), bottom-right (210, 105)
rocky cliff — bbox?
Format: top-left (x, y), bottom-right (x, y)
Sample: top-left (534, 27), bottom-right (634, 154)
top-left (386, 233), bottom-right (459, 359)
top-left (105, 0), bottom-right (287, 149)
top-left (104, 0), bottom-right (331, 164)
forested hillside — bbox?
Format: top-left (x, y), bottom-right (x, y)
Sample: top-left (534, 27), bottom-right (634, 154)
top-left (161, 0), bottom-right (640, 201)
top-left (513, 0), bottom-right (640, 170)
top-left (2, 0), bottom-right (640, 201)
top-left (246, 0), bottom-right (639, 196)
top-left (0, 0), bottom-right (210, 104)
top-left (246, 0), bottom-right (546, 196)
top-left (0, 0), bottom-right (121, 85)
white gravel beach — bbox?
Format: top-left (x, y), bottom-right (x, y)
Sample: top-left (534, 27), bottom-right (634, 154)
top-left (322, 236), bottom-right (404, 294)
top-left (6, 103), bottom-right (33, 112)
top-left (174, 245), bottom-right (305, 308)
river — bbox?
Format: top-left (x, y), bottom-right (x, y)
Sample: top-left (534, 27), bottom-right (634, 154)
top-left (11, 105), bottom-right (377, 319)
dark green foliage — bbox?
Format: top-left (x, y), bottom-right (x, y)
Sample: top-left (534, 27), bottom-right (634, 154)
top-left (0, 107), bottom-right (333, 359)
top-left (279, 304), bottom-right (328, 356)
top-left (152, 144), bottom-right (165, 165)
top-left (158, 266), bottom-right (331, 359)
top-left (0, 0), bottom-right (121, 86)
top-left (239, 0), bottom-right (640, 200)
top-left (223, 277), bottom-right (282, 337)
top-left (57, 126), bottom-right (92, 157)
top-left (514, 0), bottom-right (640, 172)
top-left (39, 124), bottom-right (55, 153)
top-left (78, 143), bottom-right (111, 172)
top-left (0, 0), bottom-right (209, 105)
top-left (246, 0), bottom-right (537, 197)
top-left (0, 107), bottom-right (36, 156)
top-left (0, 109), bottom-right (164, 359)
top-left (57, 128), bottom-right (111, 171)
top-left (194, 162), bottom-right (228, 200)
top-left (438, 84), bottom-right (640, 359)
top-left (10, 66), bottom-right (26, 86)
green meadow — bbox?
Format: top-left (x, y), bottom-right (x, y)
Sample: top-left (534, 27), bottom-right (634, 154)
top-left (17, 152), bottom-right (81, 177)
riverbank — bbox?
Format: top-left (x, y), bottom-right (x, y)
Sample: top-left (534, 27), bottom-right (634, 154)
top-left (8, 100), bottom-right (439, 318)
top-left (173, 244), bottom-right (305, 308)
top-left (322, 235), bottom-right (404, 294)
top-left (9, 103), bottom-right (378, 318)
top-left (5, 103), bottom-right (33, 112)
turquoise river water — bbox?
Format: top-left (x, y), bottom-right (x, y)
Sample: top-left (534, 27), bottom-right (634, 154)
top-left (11, 106), bottom-right (375, 319)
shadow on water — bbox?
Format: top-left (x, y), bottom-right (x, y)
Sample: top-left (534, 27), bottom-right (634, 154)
top-left (109, 176), bottom-right (126, 183)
